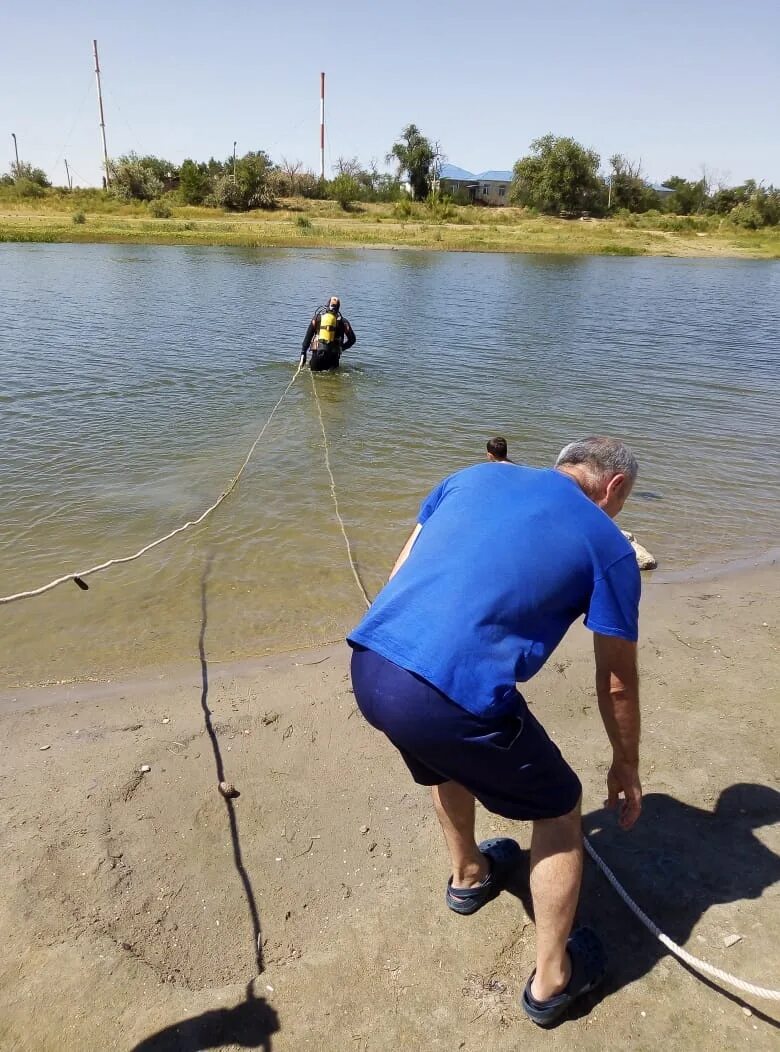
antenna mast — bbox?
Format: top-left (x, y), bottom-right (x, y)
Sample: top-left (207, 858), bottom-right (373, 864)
top-left (93, 39), bottom-right (110, 186)
top-left (320, 72), bottom-right (325, 180)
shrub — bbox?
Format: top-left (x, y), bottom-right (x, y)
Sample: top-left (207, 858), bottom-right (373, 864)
top-left (109, 153), bottom-right (165, 201)
top-left (394, 198), bottom-right (414, 219)
top-left (729, 203), bottom-right (763, 230)
top-left (149, 198), bottom-right (172, 218)
top-left (295, 215), bottom-right (312, 229)
top-left (329, 173), bottom-right (361, 210)
top-left (297, 172), bottom-right (328, 199)
top-left (208, 155), bottom-right (277, 211)
top-left (11, 162), bottom-right (50, 187)
top-left (15, 178), bottom-right (45, 199)
top-left (71, 210), bottom-right (86, 225)
top-left (426, 193), bottom-right (454, 221)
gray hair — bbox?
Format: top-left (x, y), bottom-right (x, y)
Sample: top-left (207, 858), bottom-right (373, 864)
top-left (555, 436), bottom-right (639, 481)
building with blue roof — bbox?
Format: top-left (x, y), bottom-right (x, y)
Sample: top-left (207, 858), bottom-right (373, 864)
top-left (437, 163), bottom-right (514, 205)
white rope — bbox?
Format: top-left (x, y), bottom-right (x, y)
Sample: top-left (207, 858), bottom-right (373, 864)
top-left (584, 835), bottom-right (780, 1001)
top-left (305, 389), bottom-right (779, 1003)
top-left (308, 369), bottom-right (372, 609)
top-left (0, 365), bottom-right (303, 605)
top-left (306, 381), bottom-right (777, 1002)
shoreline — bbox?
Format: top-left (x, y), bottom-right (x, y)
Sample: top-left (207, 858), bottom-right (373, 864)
top-left (2, 552), bottom-right (777, 704)
top-left (3, 203), bottom-right (780, 259)
top-left (1, 555), bottom-right (777, 1050)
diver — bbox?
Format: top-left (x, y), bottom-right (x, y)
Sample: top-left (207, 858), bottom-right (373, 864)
top-left (300, 296), bottom-right (357, 371)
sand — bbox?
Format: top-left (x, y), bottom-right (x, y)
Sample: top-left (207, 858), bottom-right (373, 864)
top-left (0, 562), bottom-right (778, 1051)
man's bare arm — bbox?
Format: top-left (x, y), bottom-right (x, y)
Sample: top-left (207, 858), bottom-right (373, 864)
top-left (593, 633), bottom-right (642, 830)
top-left (389, 524), bottom-right (423, 581)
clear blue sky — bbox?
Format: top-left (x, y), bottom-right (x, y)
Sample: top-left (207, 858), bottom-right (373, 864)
top-left (2, 0), bottom-right (778, 188)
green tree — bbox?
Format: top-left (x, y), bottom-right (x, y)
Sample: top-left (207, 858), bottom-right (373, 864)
top-left (511, 134), bottom-right (602, 215)
top-left (108, 153), bottom-right (168, 201)
top-left (11, 161), bottom-right (50, 187)
top-left (178, 159), bottom-right (211, 205)
top-left (329, 173), bottom-right (361, 210)
top-left (209, 150), bottom-right (276, 211)
top-left (663, 176), bottom-right (709, 215)
top-left (709, 184), bottom-right (749, 214)
top-left (387, 124), bottom-right (437, 200)
top-left (607, 155), bottom-right (660, 213)
top-left (750, 185), bottom-right (780, 226)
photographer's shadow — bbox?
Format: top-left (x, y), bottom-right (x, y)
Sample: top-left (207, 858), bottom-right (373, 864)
top-left (130, 980), bottom-right (280, 1052)
top-left (578, 783), bottom-right (780, 1023)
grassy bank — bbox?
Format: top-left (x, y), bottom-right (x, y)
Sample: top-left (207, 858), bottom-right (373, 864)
top-left (2, 193), bottom-right (779, 258)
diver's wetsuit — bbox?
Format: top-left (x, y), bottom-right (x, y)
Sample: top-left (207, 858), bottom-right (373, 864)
top-left (302, 307), bottom-right (357, 371)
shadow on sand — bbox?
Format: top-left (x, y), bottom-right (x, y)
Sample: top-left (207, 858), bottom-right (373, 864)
top-left (505, 783), bottom-right (780, 1027)
top-left (130, 980), bottom-right (279, 1052)
top-left (130, 560), bottom-right (280, 1050)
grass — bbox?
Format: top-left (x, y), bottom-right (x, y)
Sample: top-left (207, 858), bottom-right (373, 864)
top-left (1, 189), bottom-right (779, 259)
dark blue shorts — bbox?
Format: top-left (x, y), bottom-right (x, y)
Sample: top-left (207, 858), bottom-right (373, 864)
top-left (350, 645), bottom-right (581, 821)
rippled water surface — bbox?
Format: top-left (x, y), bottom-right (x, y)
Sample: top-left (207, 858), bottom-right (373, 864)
top-left (1, 243), bottom-right (779, 686)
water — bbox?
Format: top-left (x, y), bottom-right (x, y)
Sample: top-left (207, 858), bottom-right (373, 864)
top-left (1, 243), bottom-right (779, 687)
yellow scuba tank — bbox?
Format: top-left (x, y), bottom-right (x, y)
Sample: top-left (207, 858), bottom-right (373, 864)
top-left (317, 309), bottom-right (339, 346)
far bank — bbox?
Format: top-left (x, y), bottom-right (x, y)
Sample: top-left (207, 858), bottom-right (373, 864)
top-left (2, 197), bottom-right (780, 258)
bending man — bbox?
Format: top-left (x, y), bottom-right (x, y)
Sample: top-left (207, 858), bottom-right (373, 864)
top-left (348, 436), bottom-right (642, 1027)
top-left (300, 295), bottom-right (356, 371)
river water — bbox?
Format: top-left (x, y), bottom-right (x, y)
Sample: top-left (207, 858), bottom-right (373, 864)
top-left (1, 243), bottom-right (779, 687)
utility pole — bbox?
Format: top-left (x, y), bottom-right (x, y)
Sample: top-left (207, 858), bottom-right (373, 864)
top-left (64, 158), bottom-right (73, 190)
top-left (11, 132), bottom-right (19, 171)
top-left (233, 141), bottom-right (237, 180)
top-left (319, 72), bottom-right (325, 181)
top-left (93, 39), bottom-right (110, 187)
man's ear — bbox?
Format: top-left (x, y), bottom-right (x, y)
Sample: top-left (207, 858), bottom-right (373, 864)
top-left (606, 472), bottom-right (629, 505)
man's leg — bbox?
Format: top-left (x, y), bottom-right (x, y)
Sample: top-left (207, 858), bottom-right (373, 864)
top-left (529, 799), bottom-right (583, 1001)
top-left (432, 781), bottom-right (489, 888)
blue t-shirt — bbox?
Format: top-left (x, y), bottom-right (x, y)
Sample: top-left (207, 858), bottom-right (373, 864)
top-left (348, 464), bottom-right (640, 719)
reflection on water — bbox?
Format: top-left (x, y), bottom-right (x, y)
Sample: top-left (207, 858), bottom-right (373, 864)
top-left (1, 244), bottom-right (779, 687)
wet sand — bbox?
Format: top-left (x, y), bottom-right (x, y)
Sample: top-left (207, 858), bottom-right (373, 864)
top-left (0, 562), bottom-right (778, 1050)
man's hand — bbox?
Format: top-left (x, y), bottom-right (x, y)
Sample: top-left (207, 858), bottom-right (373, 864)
top-left (606, 757), bottom-right (642, 830)
top-left (593, 633), bottom-right (641, 830)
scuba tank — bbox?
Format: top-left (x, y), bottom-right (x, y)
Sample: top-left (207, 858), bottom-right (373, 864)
top-left (317, 309), bottom-right (340, 348)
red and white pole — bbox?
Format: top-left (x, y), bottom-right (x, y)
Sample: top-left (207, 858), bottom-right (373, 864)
top-left (320, 71), bottom-right (325, 180)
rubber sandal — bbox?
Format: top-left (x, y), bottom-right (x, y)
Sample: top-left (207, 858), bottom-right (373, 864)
top-left (445, 837), bottom-right (522, 915)
top-left (521, 927), bottom-right (607, 1027)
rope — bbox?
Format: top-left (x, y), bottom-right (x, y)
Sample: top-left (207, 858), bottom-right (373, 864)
top-left (308, 369), bottom-right (372, 609)
top-left (584, 835), bottom-right (780, 1001)
top-left (0, 365), bottom-right (303, 604)
top-left (8, 352), bottom-right (777, 1005)
top-left (306, 400), bottom-right (779, 1002)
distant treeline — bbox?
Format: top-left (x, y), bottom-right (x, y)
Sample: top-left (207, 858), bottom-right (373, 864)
top-left (3, 127), bottom-right (778, 229)
top-left (509, 135), bottom-right (780, 229)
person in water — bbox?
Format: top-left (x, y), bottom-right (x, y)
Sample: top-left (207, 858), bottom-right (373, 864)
top-left (348, 436), bottom-right (642, 1027)
top-left (486, 436), bottom-right (510, 462)
top-left (300, 296), bottom-right (357, 371)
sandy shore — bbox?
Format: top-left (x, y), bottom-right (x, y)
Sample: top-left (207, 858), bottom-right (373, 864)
top-left (1, 562), bottom-right (778, 1050)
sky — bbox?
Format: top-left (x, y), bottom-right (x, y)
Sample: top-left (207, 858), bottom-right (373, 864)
top-left (1, 0), bottom-right (778, 189)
